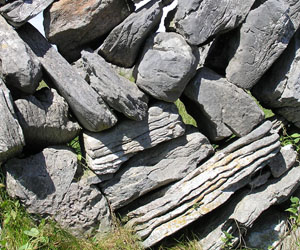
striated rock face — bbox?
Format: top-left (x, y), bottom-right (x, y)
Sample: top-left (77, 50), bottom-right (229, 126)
top-left (83, 102), bottom-right (185, 179)
top-left (44, 0), bottom-right (134, 61)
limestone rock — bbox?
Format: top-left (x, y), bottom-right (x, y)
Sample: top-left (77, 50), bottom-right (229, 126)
top-left (18, 23), bottom-right (117, 132)
top-left (100, 127), bottom-right (214, 210)
top-left (14, 88), bottom-right (81, 148)
top-left (136, 32), bottom-right (199, 102)
top-left (98, 0), bottom-right (163, 67)
top-left (80, 50), bottom-right (148, 121)
top-left (183, 67), bottom-right (264, 141)
top-left (83, 102), bottom-right (185, 178)
top-left (0, 16), bottom-right (42, 94)
top-left (44, 0), bottom-right (134, 61)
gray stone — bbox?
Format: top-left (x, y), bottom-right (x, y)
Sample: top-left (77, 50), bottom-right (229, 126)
top-left (80, 50), bottom-right (148, 121)
top-left (100, 127), bottom-right (214, 210)
top-left (166, 0), bottom-right (255, 46)
top-left (44, 0), bottom-right (134, 61)
top-left (14, 88), bottom-right (81, 148)
top-left (136, 32), bottom-right (199, 102)
top-left (83, 102), bottom-right (185, 178)
top-left (0, 15), bottom-right (42, 94)
top-left (98, 0), bottom-right (163, 67)
top-left (183, 67), bottom-right (264, 141)
top-left (0, 80), bottom-right (24, 163)
top-left (0, 0), bottom-right (54, 27)
top-left (18, 23), bottom-right (117, 132)
top-left (248, 171), bottom-right (271, 189)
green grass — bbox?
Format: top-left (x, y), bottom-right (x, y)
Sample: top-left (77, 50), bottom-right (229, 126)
top-left (175, 99), bottom-right (197, 127)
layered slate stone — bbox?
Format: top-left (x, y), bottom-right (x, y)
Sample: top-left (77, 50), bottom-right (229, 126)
top-left (136, 32), bottom-right (199, 102)
top-left (166, 0), bottom-right (255, 46)
top-left (14, 88), bottom-right (81, 148)
top-left (0, 80), bottom-right (24, 163)
top-left (100, 127), bottom-right (214, 210)
top-left (98, 0), bottom-right (163, 67)
top-left (18, 23), bottom-right (117, 132)
top-left (83, 102), bottom-right (185, 179)
top-left (183, 67), bottom-right (264, 141)
top-left (0, 16), bottom-right (42, 94)
top-left (80, 50), bottom-right (148, 121)
top-left (44, 0), bottom-right (134, 61)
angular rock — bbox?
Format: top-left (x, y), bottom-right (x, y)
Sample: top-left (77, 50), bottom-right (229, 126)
top-left (83, 102), bottom-right (185, 178)
top-left (166, 0), bottom-right (255, 45)
top-left (18, 23), bottom-right (117, 132)
top-left (126, 121), bottom-right (280, 248)
top-left (136, 32), bottom-right (199, 102)
top-left (0, 15), bottom-right (42, 94)
top-left (98, 0), bottom-right (163, 67)
top-left (100, 127), bottom-right (214, 210)
top-left (80, 50), bottom-right (148, 121)
top-left (183, 67), bottom-right (264, 141)
top-left (0, 80), bottom-right (24, 163)
top-left (0, 0), bottom-right (54, 27)
top-left (44, 0), bottom-right (134, 61)
top-left (14, 88), bottom-right (81, 148)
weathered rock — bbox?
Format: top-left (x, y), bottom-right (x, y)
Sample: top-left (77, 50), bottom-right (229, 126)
top-left (14, 88), bottom-right (81, 148)
top-left (126, 121), bottom-right (280, 248)
top-left (83, 102), bottom-right (185, 178)
top-left (183, 67), bottom-right (264, 141)
top-left (44, 0), bottom-right (134, 61)
top-left (226, 0), bottom-right (296, 89)
top-left (98, 1), bottom-right (162, 68)
top-left (18, 23), bottom-right (117, 132)
top-left (80, 50), bottom-right (148, 121)
top-left (136, 32), bottom-right (199, 102)
top-left (0, 15), bottom-right (42, 94)
top-left (166, 0), bottom-right (255, 46)
top-left (100, 127), bottom-right (214, 210)
top-left (0, 80), bottom-right (24, 163)
top-left (248, 171), bottom-right (271, 189)
top-left (0, 0), bottom-right (54, 27)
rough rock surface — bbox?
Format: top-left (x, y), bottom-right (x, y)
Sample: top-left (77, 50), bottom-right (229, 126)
top-left (183, 67), bottom-right (264, 141)
top-left (0, 16), bottom-right (42, 94)
top-left (98, 0), bottom-right (163, 67)
top-left (44, 0), bottom-right (134, 61)
top-left (166, 0), bottom-right (255, 46)
top-left (18, 23), bottom-right (117, 132)
top-left (0, 80), bottom-right (24, 163)
top-left (14, 88), bottom-right (81, 148)
top-left (100, 127), bottom-right (214, 210)
top-left (83, 102), bottom-right (185, 178)
top-left (136, 32), bottom-right (199, 102)
top-left (0, 0), bottom-right (54, 27)
top-left (80, 50), bottom-right (148, 121)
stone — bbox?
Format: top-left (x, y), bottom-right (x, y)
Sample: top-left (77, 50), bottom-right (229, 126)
top-left (183, 67), bottom-right (264, 141)
top-left (136, 32), bottom-right (199, 102)
top-left (0, 0), bottom-right (54, 27)
top-left (18, 23), bottom-right (117, 132)
top-left (80, 50), bottom-right (148, 121)
top-left (83, 102), bottom-right (185, 178)
top-left (0, 80), bottom-right (24, 163)
top-left (166, 0), bottom-right (255, 46)
top-left (100, 127), bottom-right (214, 210)
top-left (14, 88), bottom-right (81, 148)
top-left (98, 0), bottom-right (163, 67)
top-left (44, 0), bottom-right (134, 61)
top-left (0, 15), bottom-right (42, 94)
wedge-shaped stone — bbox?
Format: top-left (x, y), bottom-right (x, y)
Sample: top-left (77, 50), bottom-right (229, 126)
top-left (100, 127), bottom-right (213, 210)
top-left (126, 121), bottom-right (280, 248)
top-left (183, 67), bottom-right (264, 141)
top-left (18, 23), bottom-right (117, 132)
top-left (83, 102), bottom-right (185, 178)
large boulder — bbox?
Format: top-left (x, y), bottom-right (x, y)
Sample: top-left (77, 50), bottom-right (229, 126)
top-left (44, 0), bottom-right (134, 61)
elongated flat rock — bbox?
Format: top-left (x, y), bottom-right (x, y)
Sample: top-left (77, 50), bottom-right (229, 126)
top-left (83, 102), bottom-right (185, 178)
top-left (18, 23), bottom-right (117, 132)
